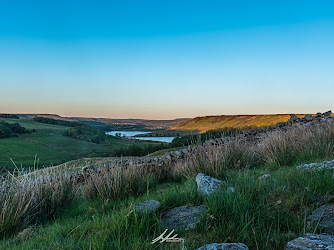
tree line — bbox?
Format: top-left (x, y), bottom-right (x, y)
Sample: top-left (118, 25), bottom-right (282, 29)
top-left (34, 117), bottom-right (106, 143)
top-left (0, 120), bottom-right (33, 138)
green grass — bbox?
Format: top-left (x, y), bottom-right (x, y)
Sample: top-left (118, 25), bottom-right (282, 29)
top-left (0, 119), bottom-right (153, 171)
top-left (1, 166), bottom-right (333, 250)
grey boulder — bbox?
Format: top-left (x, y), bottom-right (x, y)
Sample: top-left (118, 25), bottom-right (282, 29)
top-left (307, 203), bottom-right (334, 234)
top-left (286, 233), bottom-right (334, 249)
top-left (134, 199), bottom-right (160, 214)
top-left (160, 205), bottom-right (207, 230)
top-left (196, 173), bottom-right (235, 196)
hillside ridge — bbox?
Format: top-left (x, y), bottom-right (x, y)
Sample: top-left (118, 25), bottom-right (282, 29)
top-left (170, 113), bottom-right (311, 133)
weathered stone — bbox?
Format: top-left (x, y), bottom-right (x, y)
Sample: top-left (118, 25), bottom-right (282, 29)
top-left (323, 110), bottom-right (332, 118)
top-left (286, 233), bottom-right (334, 249)
top-left (173, 151), bottom-right (182, 157)
top-left (307, 203), bottom-right (334, 233)
top-left (181, 148), bottom-right (188, 154)
top-left (258, 174), bottom-right (271, 180)
top-left (290, 115), bottom-right (299, 122)
top-left (160, 205), bottom-right (207, 230)
top-left (134, 199), bottom-right (160, 214)
top-left (196, 173), bottom-right (223, 196)
top-left (317, 112), bottom-right (323, 117)
top-left (17, 227), bottom-right (34, 240)
top-left (196, 243), bottom-right (249, 250)
top-left (304, 114), bottom-right (314, 122)
top-left (296, 160), bottom-right (334, 171)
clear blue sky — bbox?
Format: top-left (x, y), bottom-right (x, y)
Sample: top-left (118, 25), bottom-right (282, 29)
top-left (1, 0), bottom-right (333, 119)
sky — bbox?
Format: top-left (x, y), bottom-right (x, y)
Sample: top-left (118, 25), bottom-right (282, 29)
top-left (0, 0), bottom-right (334, 119)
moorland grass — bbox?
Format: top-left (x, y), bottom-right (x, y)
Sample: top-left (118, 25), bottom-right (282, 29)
top-left (1, 122), bottom-right (334, 249)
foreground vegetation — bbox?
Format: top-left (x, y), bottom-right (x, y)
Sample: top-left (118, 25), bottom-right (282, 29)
top-left (1, 122), bottom-right (334, 249)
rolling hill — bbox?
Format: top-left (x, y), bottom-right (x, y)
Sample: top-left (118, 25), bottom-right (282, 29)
top-left (170, 114), bottom-right (309, 133)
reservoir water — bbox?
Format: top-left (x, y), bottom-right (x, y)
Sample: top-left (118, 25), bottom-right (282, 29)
top-left (106, 131), bottom-right (175, 143)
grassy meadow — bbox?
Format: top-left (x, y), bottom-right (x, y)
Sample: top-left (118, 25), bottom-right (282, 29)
top-left (1, 121), bottom-right (334, 249)
top-left (0, 118), bottom-right (151, 171)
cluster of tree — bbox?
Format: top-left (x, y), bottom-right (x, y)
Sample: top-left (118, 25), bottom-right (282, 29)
top-left (34, 117), bottom-right (81, 127)
top-left (0, 120), bottom-right (33, 138)
top-left (64, 126), bottom-right (106, 143)
top-left (113, 143), bottom-right (167, 157)
top-left (34, 116), bottom-right (107, 143)
top-left (0, 114), bottom-right (19, 119)
top-left (112, 127), bottom-right (244, 157)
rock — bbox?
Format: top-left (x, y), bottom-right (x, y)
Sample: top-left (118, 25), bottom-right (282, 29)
top-left (17, 227), bottom-right (34, 240)
top-left (173, 151), bottom-right (182, 158)
top-left (290, 115), bottom-right (299, 122)
top-left (304, 114), bottom-right (314, 122)
top-left (258, 174), bottom-right (271, 180)
top-left (164, 153), bottom-right (172, 161)
top-left (181, 148), bottom-right (188, 155)
top-left (196, 173), bottom-right (223, 196)
top-left (134, 199), bottom-right (161, 214)
top-left (196, 243), bottom-right (249, 250)
top-left (307, 203), bottom-right (334, 233)
top-left (286, 233), bottom-right (334, 249)
top-left (317, 112), bottom-right (323, 117)
top-left (226, 186), bottom-right (236, 193)
top-left (296, 160), bottom-right (334, 171)
top-left (323, 110), bottom-right (332, 118)
top-left (160, 205), bottom-right (207, 230)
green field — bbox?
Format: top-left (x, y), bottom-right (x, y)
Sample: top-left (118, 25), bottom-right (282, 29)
top-left (0, 118), bottom-right (150, 171)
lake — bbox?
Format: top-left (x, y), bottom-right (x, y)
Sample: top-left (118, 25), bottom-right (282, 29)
top-left (106, 131), bottom-right (175, 143)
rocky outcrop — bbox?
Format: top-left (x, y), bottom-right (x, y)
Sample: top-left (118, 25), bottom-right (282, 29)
top-left (203, 111), bottom-right (333, 147)
top-left (196, 243), bottom-right (249, 250)
top-left (160, 205), bottom-right (207, 230)
top-left (307, 203), bottom-right (334, 234)
top-left (286, 233), bottom-right (334, 249)
top-left (196, 173), bottom-right (235, 196)
top-left (134, 200), bottom-right (160, 214)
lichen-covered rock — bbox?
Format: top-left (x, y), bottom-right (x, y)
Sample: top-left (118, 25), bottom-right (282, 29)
top-left (196, 173), bottom-right (223, 196)
top-left (160, 205), bottom-right (207, 230)
top-left (286, 233), bottom-right (334, 249)
top-left (134, 200), bottom-right (160, 214)
top-left (196, 243), bottom-right (249, 250)
top-left (296, 160), bottom-right (334, 171)
top-left (307, 203), bottom-right (334, 233)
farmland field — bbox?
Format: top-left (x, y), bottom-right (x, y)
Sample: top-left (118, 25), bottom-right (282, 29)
top-left (0, 118), bottom-right (150, 171)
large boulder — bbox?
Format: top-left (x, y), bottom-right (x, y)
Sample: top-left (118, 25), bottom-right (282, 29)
top-left (196, 173), bottom-right (235, 196)
top-left (196, 243), bottom-right (249, 250)
top-left (134, 200), bottom-right (160, 214)
top-left (307, 203), bottom-right (334, 233)
top-left (286, 233), bottom-right (334, 249)
top-left (160, 205), bottom-right (207, 230)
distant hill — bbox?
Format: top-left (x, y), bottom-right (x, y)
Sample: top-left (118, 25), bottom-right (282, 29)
top-left (11, 114), bottom-right (192, 131)
top-left (169, 114), bottom-right (309, 133)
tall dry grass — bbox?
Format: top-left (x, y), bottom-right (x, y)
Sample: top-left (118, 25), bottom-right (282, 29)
top-left (0, 171), bottom-right (74, 238)
top-left (172, 122), bottom-right (334, 178)
top-left (82, 162), bottom-right (169, 199)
